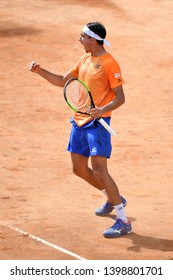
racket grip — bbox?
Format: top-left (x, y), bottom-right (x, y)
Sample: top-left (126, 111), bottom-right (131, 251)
top-left (98, 118), bottom-right (116, 136)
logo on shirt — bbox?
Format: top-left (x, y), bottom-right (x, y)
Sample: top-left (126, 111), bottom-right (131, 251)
top-left (114, 73), bottom-right (121, 78)
top-left (114, 73), bottom-right (122, 82)
top-left (95, 64), bottom-right (101, 69)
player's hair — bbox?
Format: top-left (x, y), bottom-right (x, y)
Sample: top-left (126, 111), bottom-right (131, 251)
top-left (86, 22), bottom-right (106, 45)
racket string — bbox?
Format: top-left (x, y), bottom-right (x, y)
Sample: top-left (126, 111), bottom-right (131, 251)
top-left (66, 80), bottom-right (92, 114)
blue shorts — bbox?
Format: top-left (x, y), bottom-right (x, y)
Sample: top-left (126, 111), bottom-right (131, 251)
top-left (67, 118), bottom-right (112, 158)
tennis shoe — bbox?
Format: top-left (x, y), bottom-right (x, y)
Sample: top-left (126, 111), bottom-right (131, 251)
top-left (103, 218), bottom-right (132, 238)
top-left (95, 196), bottom-right (127, 216)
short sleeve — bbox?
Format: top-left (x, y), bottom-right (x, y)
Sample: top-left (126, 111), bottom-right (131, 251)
top-left (70, 54), bottom-right (89, 78)
top-left (70, 61), bottom-right (79, 78)
top-left (107, 59), bottom-right (125, 89)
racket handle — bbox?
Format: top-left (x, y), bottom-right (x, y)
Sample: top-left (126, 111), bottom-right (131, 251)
top-left (98, 118), bottom-right (116, 136)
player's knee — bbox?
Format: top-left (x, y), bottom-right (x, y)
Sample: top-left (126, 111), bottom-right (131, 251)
top-left (93, 169), bottom-right (105, 183)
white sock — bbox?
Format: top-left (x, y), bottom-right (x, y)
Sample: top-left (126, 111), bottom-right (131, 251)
top-left (114, 203), bottom-right (128, 223)
top-left (101, 189), bottom-right (109, 200)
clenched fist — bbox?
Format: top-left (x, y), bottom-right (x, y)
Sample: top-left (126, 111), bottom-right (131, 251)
top-left (28, 61), bottom-right (40, 73)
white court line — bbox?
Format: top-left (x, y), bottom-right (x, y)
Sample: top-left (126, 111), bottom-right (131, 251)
top-left (7, 225), bottom-right (86, 260)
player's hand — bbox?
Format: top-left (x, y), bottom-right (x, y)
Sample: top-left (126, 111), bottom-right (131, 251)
top-left (28, 61), bottom-right (41, 73)
top-left (89, 107), bottom-right (103, 119)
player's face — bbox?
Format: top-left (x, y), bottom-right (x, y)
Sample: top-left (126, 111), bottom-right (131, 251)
top-left (79, 32), bottom-right (92, 53)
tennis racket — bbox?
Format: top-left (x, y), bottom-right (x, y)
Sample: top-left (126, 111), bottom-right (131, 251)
top-left (64, 78), bottom-right (115, 136)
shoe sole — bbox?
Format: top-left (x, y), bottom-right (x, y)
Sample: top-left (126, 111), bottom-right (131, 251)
top-left (103, 229), bottom-right (132, 238)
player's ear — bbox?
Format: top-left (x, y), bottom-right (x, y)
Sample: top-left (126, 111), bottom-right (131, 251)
top-left (90, 37), bottom-right (95, 45)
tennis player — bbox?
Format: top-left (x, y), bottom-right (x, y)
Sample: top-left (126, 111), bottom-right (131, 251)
top-left (28, 22), bottom-right (132, 238)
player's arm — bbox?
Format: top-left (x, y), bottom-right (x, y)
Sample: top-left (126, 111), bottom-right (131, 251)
top-left (28, 61), bottom-right (74, 87)
top-left (103, 85), bottom-right (125, 112)
top-left (90, 85), bottom-right (125, 119)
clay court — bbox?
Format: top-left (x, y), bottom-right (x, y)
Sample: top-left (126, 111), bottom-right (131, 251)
top-left (0, 0), bottom-right (173, 260)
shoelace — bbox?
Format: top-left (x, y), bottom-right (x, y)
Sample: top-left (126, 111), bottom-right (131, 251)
top-left (112, 219), bottom-right (121, 228)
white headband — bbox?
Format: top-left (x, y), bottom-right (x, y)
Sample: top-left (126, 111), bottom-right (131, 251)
top-left (82, 25), bottom-right (110, 47)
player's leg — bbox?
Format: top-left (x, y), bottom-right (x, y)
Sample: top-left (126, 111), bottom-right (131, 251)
top-left (91, 155), bottom-right (132, 238)
top-left (70, 152), bottom-right (104, 190)
top-left (71, 152), bottom-right (126, 207)
top-left (91, 155), bottom-right (122, 206)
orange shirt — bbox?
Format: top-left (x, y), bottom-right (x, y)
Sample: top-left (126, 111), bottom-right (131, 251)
top-left (70, 52), bottom-right (124, 126)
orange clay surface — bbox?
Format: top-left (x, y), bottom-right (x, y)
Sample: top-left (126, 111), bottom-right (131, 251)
top-left (0, 0), bottom-right (173, 260)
